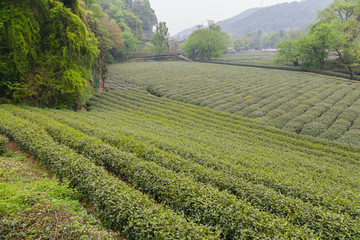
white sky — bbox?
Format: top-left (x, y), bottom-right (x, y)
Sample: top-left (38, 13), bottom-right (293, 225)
top-left (149, 0), bottom-right (301, 35)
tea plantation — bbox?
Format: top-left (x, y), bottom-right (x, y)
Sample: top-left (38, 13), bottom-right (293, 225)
top-left (0, 86), bottom-right (359, 239)
top-left (108, 62), bottom-right (360, 147)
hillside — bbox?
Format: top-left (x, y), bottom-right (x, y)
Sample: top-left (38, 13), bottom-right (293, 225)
top-left (220, 0), bottom-right (332, 38)
top-left (172, 7), bottom-right (260, 41)
top-left (108, 61), bottom-right (360, 147)
top-left (1, 88), bottom-right (359, 238)
top-left (174, 0), bottom-right (332, 40)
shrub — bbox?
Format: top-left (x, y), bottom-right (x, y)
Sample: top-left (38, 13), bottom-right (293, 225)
top-left (0, 135), bottom-right (8, 155)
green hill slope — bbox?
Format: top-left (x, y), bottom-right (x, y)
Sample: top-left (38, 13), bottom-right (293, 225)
top-left (108, 61), bottom-right (360, 147)
top-left (0, 88), bottom-right (359, 238)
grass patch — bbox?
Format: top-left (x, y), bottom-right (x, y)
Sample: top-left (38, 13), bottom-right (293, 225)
top-left (0, 146), bottom-right (123, 240)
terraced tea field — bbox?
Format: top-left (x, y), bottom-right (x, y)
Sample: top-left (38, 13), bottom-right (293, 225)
top-left (0, 88), bottom-right (359, 239)
top-left (108, 61), bottom-right (360, 146)
top-left (218, 51), bottom-right (277, 64)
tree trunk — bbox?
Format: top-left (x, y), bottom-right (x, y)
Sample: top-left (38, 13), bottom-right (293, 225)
top-left (336, 50), bottom-right (342, 59)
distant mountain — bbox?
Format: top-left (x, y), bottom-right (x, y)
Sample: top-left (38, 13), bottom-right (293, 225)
top-left (219, 0), bottom-right (333, 38)
top-left (173, 0), bottom-right (333, 40)
top-left (171, 26), bottom-right (201, 41)
top-left (171, 7), bottom-right (261, 41)
top-left (216, 7), bottom-right (261, 34)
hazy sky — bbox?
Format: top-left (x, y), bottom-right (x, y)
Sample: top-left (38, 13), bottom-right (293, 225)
top-left (149, 0), bottom-right (301, 35)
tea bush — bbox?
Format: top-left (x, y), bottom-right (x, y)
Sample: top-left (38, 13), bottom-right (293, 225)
top-left (0, 135), bottom-right (8, 155)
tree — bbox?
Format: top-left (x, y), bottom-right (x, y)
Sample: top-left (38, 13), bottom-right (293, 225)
top-left (130, 0), bottom-right (157, 32)
top-left (267, 30), bottom-right (288, 48)
top-left (298, 23), bottom-right (336, 68)
top-left (181, 23), bottom-right (230, 60)
top-left (234, 38), bottom-right (246, 52)
top-left (318, 0), bottom-right (360, 71)
top-left (123, 10), bottom-right (143, 39)
top-left (273, 39), bottom-right (300, 66)
top-left (275, 0), bottom-right (360, 70)
top-left (151, 22), bottom-right (169, 55)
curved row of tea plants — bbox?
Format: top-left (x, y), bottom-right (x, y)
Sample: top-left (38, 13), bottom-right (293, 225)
top-left (3, 89), bottom-right (360, 237)
top-left (38, 90), bottom-right (360, 220)
top-left (1, 105), bottom-right (314, 239)
top-left (10, 104), bottom-right (359, 239)
top-left (0, 109), bottom-right (220, 240)
top-left (94, 88), bottom-right (360, 158)
top-left (82, 91), bottom-right (360, 216)
top-left (2, 87), bottom-right (359, 238)
top-left (107, 62), bottom-right (360, 146)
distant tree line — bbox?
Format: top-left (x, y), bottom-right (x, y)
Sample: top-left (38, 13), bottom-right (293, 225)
top-left (0, 0), bottom-right (157, 107)
top-left (233, 29), bottom-right (301, 51)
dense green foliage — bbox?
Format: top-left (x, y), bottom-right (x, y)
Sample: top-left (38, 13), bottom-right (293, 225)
top-left (151, 22), bottom-right (169, 55)
top-left (275, 0), bottom-right (360, 70)
top-left (0, 0), bottom-right (99, 107)
top-left (318, 0), bottom-right (360, 70)
top-left (1, 86), bottom-right (359, 238)
top-left (93, 0), bottom-right (156, 41)
top-left (0, 0), bottom-right (157, 107)
top-left (181, 24), bottom-right (230, 60)
top-left (109, 61), bottom-right (360, 146)
top-left (273, 39), bottom-right (300, 65)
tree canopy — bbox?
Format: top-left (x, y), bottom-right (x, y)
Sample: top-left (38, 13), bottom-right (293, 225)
top-left (181, 23), bottom-right (230, 60)
top-left (275, 0), bottom-right (360, 70)
top-left (0, 0), bottom-right (157, 107)
top-left (151, 22), bottom-right (169, 55)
